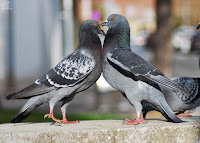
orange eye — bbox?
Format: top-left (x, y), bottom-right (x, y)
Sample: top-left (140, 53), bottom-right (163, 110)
top-left (94, 23), bottom-right (98, 27)
top-left (112, 17), bottom-right (115, 21)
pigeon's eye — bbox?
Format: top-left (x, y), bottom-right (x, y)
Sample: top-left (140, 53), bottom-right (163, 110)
top-left (94, 23), bottom-right (98, 27)
top-left (112, 18), bottom-right (115, 21)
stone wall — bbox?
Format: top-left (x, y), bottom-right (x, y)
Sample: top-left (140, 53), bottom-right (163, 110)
top-left (0, 117), bottom-right (200, 143)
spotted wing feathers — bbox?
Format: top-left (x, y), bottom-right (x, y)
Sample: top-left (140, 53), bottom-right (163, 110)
top-left (171, 77), bottom-right (200, 103)
top-left (36, 50), bottom-right (95, 87)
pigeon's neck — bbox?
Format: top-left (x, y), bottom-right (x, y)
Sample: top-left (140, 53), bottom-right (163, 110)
top-left (79, 32), bottom-right (101, 47)
top-left (104, 27), bottom-right (130, 50)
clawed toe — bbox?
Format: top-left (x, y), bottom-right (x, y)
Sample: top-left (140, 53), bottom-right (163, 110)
top-left (123, 118), bottom-right (146, 125)
top-left (176, 112), bottom-right (192, 117)
top-left (62, 120), bottom-right (79, 124)
top-left (44, 114), bottom-right (51, 119)
top-left (44, 113), bottom-right (61, 123)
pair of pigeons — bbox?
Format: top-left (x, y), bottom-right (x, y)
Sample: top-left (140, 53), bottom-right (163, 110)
top-left (6, 14), bottom-right (200, 125)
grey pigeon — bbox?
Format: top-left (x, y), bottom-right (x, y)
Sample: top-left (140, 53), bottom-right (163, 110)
top-left (6, 20), bottom-right (103, 124)
top-left (101, 14), bottom-right (187, 125)
top-left (142, 23), bottom-right (200, 118)
top-left (142, 77), bottom-right (200, 118)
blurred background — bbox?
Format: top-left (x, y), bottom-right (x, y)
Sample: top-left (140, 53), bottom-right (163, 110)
top-left (0, 0), bottom-right (200, 123)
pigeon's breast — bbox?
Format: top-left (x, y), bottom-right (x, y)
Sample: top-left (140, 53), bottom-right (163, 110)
top-left (77, 57), bottom-right (102, 92)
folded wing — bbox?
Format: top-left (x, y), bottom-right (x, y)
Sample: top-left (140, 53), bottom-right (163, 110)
top-left (107, 47), bottom-right (189, 95)
top-left (7, 50), bottom-right (95, 99)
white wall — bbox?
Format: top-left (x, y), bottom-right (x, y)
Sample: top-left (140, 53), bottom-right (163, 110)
top-left (1, 0), bottom-right (75, 82)
top-left (12, 0), bottom-right (61, 81)
top-left (0, 10), bottom-right (8, 80)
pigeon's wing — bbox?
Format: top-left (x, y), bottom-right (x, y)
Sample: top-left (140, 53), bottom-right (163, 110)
top-left (7, 49), bottom-right (95, 99)
top-left (6, 83), bottom-right (55, 99)
top-left (171, 77), bottom-right (200, 103)
top-left (36, 49), bottom-right (95, 88)
top-left (107, 47), bottom-right (189, 94)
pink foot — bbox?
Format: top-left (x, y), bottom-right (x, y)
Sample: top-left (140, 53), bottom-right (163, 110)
top-left (44, 107), bottom-right (61, 123)
top-left (176, 112), bottom-right (192, 117)
top-left (61, 115), bottom-right (79, 124)
top-left (62, 120), bottom-right (79, 124)
top-left (123, 117), bottom-right (146, 125)
top-left (44, 113), bottom-right (61, 123)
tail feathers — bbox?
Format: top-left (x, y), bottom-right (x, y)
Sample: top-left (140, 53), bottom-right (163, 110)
top-left (11, 111), bottom-right (32, 123)
top-left (6, 92), bottom-right (18, 100)
top-left (6, 83), bottom-right (55, 100)
top-left (155, 98), bottom-right (183, 123)
top-left (10, 96), bottom-right (44, 123)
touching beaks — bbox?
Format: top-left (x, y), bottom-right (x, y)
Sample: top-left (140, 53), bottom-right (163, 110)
top-left (97, 26), bottom-right (106, 36)
top-left (101, 20), bottom-right (108, 27)
top-left (98, 28), bottom-right (106, 36)
top-left (197, 23), bottom-right (200, 30)
top-left (101, 30), bottom-right (106, 36)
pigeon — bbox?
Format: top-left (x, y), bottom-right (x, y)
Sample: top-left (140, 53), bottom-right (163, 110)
top-left (142, 23), bottom-right (200, 118)
top-left (142, 77), bottom-right (200, 118)
top-left (6, 20), bottom-right (104, 124)
top-left (101, 14), bottom-right (188, 125)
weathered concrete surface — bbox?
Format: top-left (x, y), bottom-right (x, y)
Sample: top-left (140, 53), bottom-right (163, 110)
top-left (0, 117), bottom-right (200, 143)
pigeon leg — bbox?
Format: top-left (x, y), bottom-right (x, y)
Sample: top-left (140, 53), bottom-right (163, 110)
top-left (123, 102), bottom-right (146, 125)
top-left (61, 108), bottom-right (79, 124)
top-left (44, 107), bottom-right (61, 123)
top-left (60, 95), bottom-right (79, 124)
top-left (176, 111), bottom-right (192, 117)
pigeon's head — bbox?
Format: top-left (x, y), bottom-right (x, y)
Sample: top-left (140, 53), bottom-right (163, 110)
top-left (79, 20), bottom-right (105, 37)
top-left (101, 14), bottom-right (129, 30)
top-left (197, 23), bottom-right (200, 30)
top-left (101, 14), bottom-right (130, 48)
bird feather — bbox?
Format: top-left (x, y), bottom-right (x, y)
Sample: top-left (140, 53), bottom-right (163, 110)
top-left (107, 47), bottom-right (190, 95)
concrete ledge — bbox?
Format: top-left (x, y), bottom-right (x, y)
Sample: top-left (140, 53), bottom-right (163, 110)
top-left (0, 117), bottom-right (200, 143)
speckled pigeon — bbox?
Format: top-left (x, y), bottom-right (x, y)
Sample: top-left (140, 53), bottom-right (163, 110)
top-left (142, 77), bottom-right (200, 118)
top-left (101, 14), bottom-right (188, 125)
top-left (142, 23), bottom-right (200, 118)
top-left (6, 20), bottom-right (103, 124)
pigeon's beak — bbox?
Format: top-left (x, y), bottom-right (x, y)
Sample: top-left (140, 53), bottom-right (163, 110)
top-left (101, 29), bottom-right (106, 36)
top-left (197, 23), bottom-right (200, 30)
top-left (99, 29), bottom-right (106, 36)
top-left (98, 27), bottom-right (106, 36)
top-left (101, 20), bottom-right (108, 27)
top-left (100, 20), bottom-right (109, 36)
